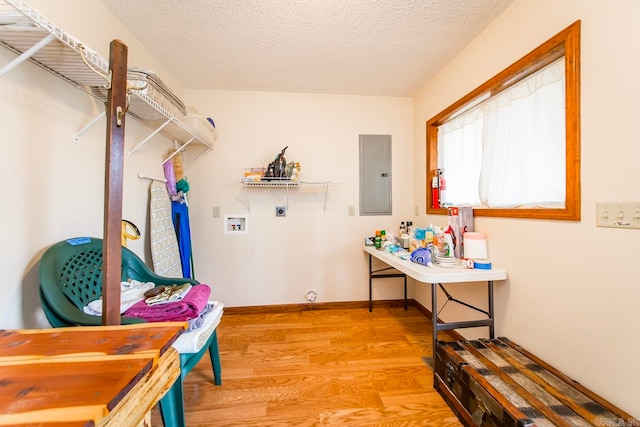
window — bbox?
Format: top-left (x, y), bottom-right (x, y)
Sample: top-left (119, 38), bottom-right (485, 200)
top-left (426, 20), bottom-right (580, 220)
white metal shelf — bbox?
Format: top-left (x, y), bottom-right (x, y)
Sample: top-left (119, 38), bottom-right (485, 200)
top-left (0, 0), bottom-right (110, 86)
top-left (0, 0), bottom-right (213, 171)
top-left (241, 180), bottom-right (336, 212)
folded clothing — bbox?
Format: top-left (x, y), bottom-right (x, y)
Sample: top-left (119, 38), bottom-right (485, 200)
top-left (145, 283), bottom-right (192, 305)
top-left (172, 301), bottom-right (224, 354)
top-left (187, 303), bottom-right (213, 331)
top-left (123, 284), bottom-right (211, 322)
top-left (83, 280), bottom-right (155, 316)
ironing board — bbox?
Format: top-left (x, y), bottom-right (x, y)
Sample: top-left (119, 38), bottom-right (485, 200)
top-left (149, 180), bottom-right (183, 277)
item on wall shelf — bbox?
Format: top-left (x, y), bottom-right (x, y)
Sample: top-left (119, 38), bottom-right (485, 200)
top-left (242, 147), bottom-right (304, 183)
top-left (264, 146), bottom-right (289, 180)
top-left (183, 107), bottom-right (216, 143)
top-left (287, 161), bottom-right (301, 181)
top-left (242, 167), bottom-right (266, 182)
top-left (126, 67), bottom-right (186, 114)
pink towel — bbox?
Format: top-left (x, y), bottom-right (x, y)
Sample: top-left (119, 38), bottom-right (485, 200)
top-left (124, 284), bottom-right (211, 322)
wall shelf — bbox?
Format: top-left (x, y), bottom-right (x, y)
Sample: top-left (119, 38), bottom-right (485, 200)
top-left (0, 0), bottom-right (214, 171)
top-left (241, 180), bottom-right (336, 212)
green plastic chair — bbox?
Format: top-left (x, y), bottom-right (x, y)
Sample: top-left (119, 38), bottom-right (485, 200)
top-left (38, 237), bottom-right (222, 427)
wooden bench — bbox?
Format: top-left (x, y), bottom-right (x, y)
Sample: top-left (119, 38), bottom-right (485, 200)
top-left (435, 337), bottom-right (638, 427)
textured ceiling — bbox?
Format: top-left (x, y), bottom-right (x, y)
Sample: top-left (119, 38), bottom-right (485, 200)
top-left (98, 0), bottom-right (513, 96)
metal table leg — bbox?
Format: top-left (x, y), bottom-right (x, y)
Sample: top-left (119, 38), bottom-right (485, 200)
top-left (432, 282), bottom-right (438, 379)
top-left (369, 255), bottom-right (373, 312)
top-left (431, 280), bottom-right (496, 384)
top-left (404, 274), bottom-right (407, 310)
top-left (488, 280), bottom-right (495, 338)
top-left (368, 253), bottom-right (407, 312)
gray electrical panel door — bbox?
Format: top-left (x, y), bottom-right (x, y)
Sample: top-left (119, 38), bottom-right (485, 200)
top-left (359, 134), bottom-right (392, 216)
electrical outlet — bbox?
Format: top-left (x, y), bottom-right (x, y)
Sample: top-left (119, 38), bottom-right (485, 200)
top-left (596, 202), bottom-right (640, 229)
top-left (305, 289), bottom-right (318, 302)
top-left (348, 205), bottom-right (355, 216)
top-left (212, 206), bottom-right (221, 218)
top-left (415, 205), bottom-right (420, 216)
top-left (275, 206), bottom-right (287, 217)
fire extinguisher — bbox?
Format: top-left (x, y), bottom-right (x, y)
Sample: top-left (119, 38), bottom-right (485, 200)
top-left (432, 171), bottom-right (440, 209)
top-left (438, 169), bottom-right (447, 207)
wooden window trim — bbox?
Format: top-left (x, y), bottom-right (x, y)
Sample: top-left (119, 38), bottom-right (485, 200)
top-left (426, 20), bottom-right (581, 221)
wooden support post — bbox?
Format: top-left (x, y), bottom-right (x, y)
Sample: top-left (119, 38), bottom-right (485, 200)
top-left (102, 39), bottom-right (128, 326)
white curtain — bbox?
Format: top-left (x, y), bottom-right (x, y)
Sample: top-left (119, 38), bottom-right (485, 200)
top-left (438, 109), bottom-right (483, 206)
top-left (439, 58), bottom-right (566, 208)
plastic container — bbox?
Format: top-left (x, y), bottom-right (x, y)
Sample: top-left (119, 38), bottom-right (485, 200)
top-left (463, 232), bottom-right (488, 260)
top-left (185, 112), bottom-right (216, 143)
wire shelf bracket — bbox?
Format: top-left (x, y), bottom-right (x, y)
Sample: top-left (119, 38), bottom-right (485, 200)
top-left (241, 180), bottom-right (337, 213)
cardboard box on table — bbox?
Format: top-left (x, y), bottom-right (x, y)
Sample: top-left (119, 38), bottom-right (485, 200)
top-left (447, 207), bottom-right (474, 258)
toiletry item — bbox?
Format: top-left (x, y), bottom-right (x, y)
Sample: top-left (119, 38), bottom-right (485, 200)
top-left (443, 233), bottom-right (454, 257)
top-left (444, 225), bottom-right (457, 257)
top-left (398, 235), bottom-right (410, 249)
top-left (432, 226), bottom-right (443, 256)
top-left (375, 230), bottom-right (381, 249)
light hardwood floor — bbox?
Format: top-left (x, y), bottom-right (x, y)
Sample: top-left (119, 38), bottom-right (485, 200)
top-left (152, 305), bottom-right (462, 426)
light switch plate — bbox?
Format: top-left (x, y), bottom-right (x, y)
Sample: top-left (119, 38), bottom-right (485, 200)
top-left (596, 202), bottom-right (640, 229)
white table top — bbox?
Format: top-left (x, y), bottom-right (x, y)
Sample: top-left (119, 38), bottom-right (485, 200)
top-left (364, 245), bottom-right (507, 284)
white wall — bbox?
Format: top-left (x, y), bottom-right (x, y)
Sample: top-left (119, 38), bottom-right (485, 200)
top-left (3, 0), bottom-right (637, 418)
top-left (0, 0), bottom-right (181, 328)
top-left (183, 90), bottom-right (413, 307)
top-left (413, 0), bottom-right (640, 416)
top-left (1, 1), bottom-right (414, 327)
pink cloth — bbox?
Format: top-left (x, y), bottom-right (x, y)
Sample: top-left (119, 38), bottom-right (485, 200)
top-left (123, 284), bottom-right (211, 322)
